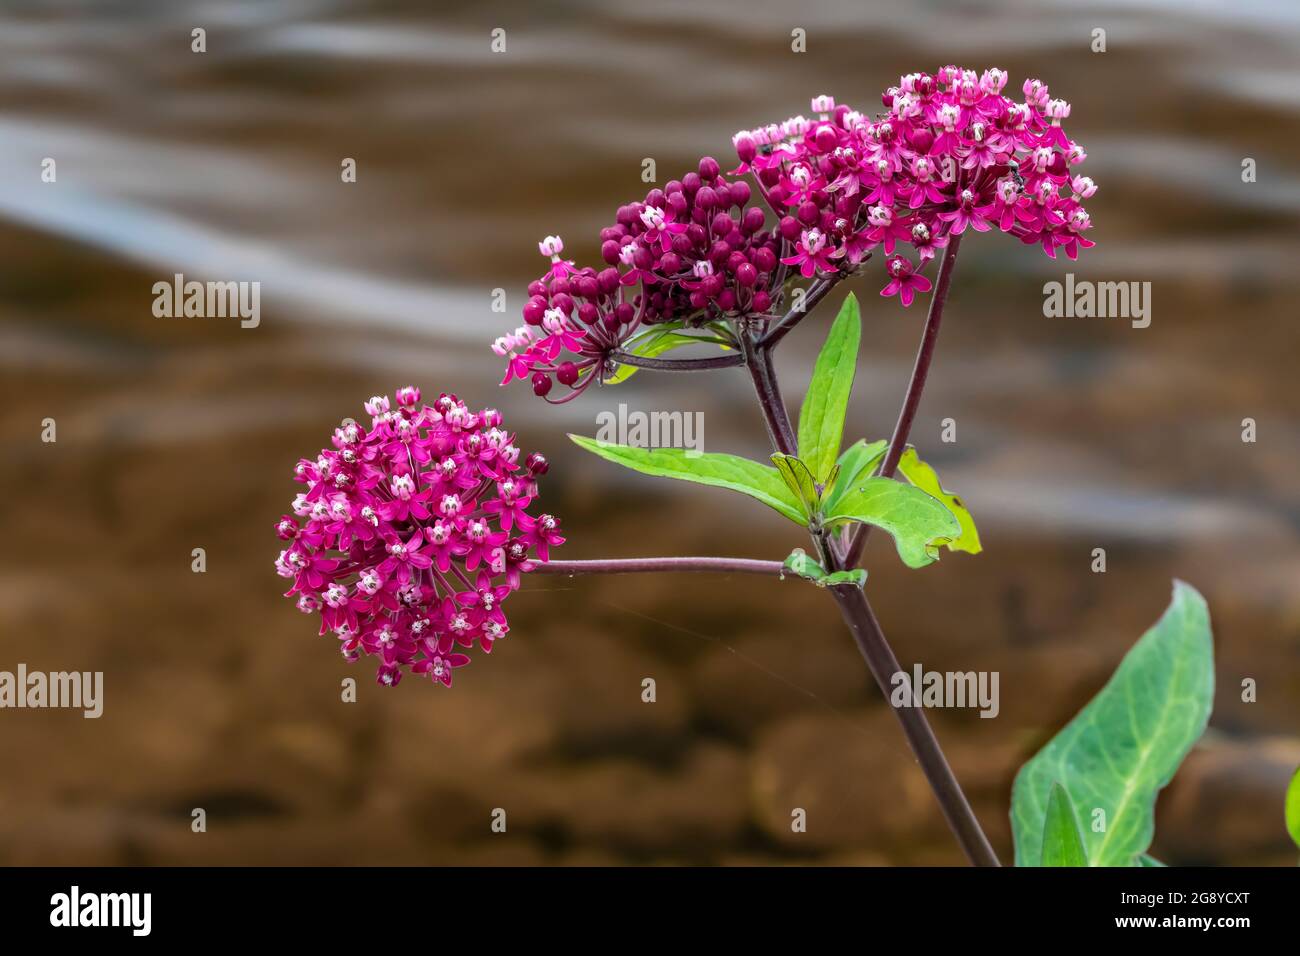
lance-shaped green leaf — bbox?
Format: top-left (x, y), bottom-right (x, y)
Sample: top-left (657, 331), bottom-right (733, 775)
top-left (823, 477), bottom-right (961, 569)
top-left (1040, 783), bottom-right (1089, 866)
top-left (822, 439), bottom-right (887, 516)
top-left (606, 327), bottom-right (733, 384)
top-left (896, 447), bottom-right (982, 555)
top-left (1011, 581), bottom-right (1214, 867)
top-left (1286, 766), bottom-right (1300, 852)
top-left (1137, 855), bottom-right (1166, 867)
top-left (569, 435), bottom-right (805, 525)
top-left (797, 293), bottom-right (861, 484)
top-left (771, 454), bottom-right (823, 516)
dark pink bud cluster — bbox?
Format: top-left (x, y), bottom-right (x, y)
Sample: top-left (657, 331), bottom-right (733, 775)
top-left (275, 387), bottom-right (563, 688)
top-left (494, 160), bottom-right (786, 403)
top-left (600, 158), bottom-right (783, 322)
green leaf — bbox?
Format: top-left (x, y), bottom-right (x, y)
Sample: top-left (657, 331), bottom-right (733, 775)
top-left (771, 454), bottom-right (820, 516)
top-left (606, 327), bottom-right (729, 384)
top-left (1137, 854), bottom-right (1166, 867)
top-left (822, 439), bottom-right (887, 516)
top-left (1286, 766), bottom-right (1300, 852)
top-left (797, 293), bottom-right (861, 484)
top-left (823, 477), bottom-right (961, 569)
top-left (896, 447), bottom-right (982, 555)
top-left (823, 568), bottom-right (867, 588)
top-left (782, 548), bottom-right (825, 583)
top-left (1040, 783), bottom-right (1089, 866)
top-left (1010, 581), bottom-right (1214, 867)
top-left (781, 549), bottom-right (866, 589)
top-left (569, 435), bottom-right (806, 525)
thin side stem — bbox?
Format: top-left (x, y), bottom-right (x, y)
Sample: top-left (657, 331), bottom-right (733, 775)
top-left (741, 332), bottom-right (797, 455)
top-left (844, 232), bottom-right (963, 567)
top-left (759, 275), bottom-right (840, 349)
top-left (535, 557), bottom-right (785, 577)
top-left (609, 351), bottom-right (744, 372)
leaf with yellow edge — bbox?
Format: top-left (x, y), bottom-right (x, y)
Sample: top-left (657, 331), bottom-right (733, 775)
top-left (896, 446), bottom-right (982, 555)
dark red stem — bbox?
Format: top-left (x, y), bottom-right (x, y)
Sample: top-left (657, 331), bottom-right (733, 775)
top-left (609, 350), bottom-right (744, 372)
top-left (535, 556), bottom-right (784, 576)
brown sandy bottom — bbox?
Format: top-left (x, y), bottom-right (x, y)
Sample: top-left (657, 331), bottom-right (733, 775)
top-left (1, 1), bottom-right (1298, 865)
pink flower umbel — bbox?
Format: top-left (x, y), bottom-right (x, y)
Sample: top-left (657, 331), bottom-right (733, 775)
top-left (731, 75), bottom-right (1096, 308)
top-left (490, 72), bottom-right (1096, 396)
top-left (275, 388), bottom-right (562, 688)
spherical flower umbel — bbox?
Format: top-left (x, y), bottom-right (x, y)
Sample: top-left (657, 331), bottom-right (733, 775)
top-left (275, 388), bottom-right (563, 688)
top-left (493, 69), bottom-right (1096, 399)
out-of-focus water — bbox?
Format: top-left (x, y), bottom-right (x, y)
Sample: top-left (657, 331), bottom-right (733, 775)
top-left (1, 1), bottom-right (1297, 865)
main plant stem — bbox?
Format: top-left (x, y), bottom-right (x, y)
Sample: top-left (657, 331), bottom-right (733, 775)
top-left (826, 581), bottom-right (999, 866)
top-left (741, 292), bottom-right (998, 867)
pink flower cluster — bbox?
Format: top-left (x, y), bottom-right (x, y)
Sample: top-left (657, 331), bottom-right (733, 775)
top-left (274, 387), bottom-right (563, 688)
top-left (494, 68), bottom-right (1096, 398)
top-left (738, 69), bottom-right (1095, 305)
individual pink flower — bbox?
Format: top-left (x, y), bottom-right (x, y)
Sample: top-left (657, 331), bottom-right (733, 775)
top-left (880, 256), bottom-right (933, 307)
top-left (413, 653), bottom-right (471, 687)
top-left (781, 228), bottom-right (838, 277)
top-left (539, 234), bottom-right (576, 277)
top-left (938, 188), bottom-right (994, 235)
top-left (520, 512), bottom-right (566, 561)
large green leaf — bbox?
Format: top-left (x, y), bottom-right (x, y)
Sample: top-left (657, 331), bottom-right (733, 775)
top-left (822, 477), bottom-right (961, 569)
top-left (896, 447), bottom-right (982, 555)
top-left (822, 438), bottom-right (887, 516)
top-left (797, 294), bottom-right (861, 484)
top-left (1011, 581), bottom-right (1214, 866)
top-left (569, 435), bottom-right (805, 525)
top-left (1286, 766), bottom-right (1300, 851)
top-left (1040, 783), bottom-right (1089, 866)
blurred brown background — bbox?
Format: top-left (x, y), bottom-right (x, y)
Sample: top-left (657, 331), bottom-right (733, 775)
top-left (1, 0), bottom-right (1297, 866)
